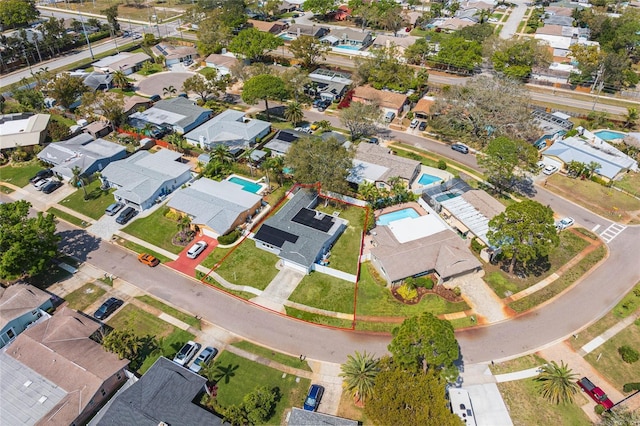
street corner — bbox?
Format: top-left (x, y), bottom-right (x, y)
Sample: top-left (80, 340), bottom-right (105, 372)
top-left (166, 235), bottom-right (218, 276)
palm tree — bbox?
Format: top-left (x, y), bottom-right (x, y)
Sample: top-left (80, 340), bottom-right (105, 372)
top-left (264, 156), bottom-right (284, 187)
top-left (212, 144), bottom-right (234, 165)
top-left (358, 181), bottom-right (379, 204)
top-left (284, 101), bottom-right (304, 127)
top-left (624, 107), bottom-right (638, 129)
top-left (142, 122), bottom-right (154, 138)
top-left (163, 85), bottom-right (177, 97)
top-left (112, 70), bottom-right (130, 89)
top-left (339, 351), bottom-right (380, 405)
top-left (70, 166), bottom-right (88, 199)
top-left (535, 361), bottom-right (579, 404)
top-left (317, 120), bottom-right (332, 132)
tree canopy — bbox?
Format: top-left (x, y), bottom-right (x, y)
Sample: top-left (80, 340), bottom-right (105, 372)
top-left (0, 0), bottom-right (39, 28)
top-left (487, 200), bottom-right (559, 274)
top-left (288, 35), bottom-right (329, 69)
top-left (241, 74), bottom-right (288, 120)
top-left (355, 45), bottom-right (428, 92)
top-left (228, 27), bottom-right (283, 62)
top-left (478, 136), bottom-right (539, 191)
top-left (303, 0), bottom-right (337, 16)
top-left (0, 201), bottom-right (60, 280)
top-left (285, 136), bottom-right (354, 194)
top-left (339, 101), bottom-right (381, 140)
top-left (388, 312), bottom-right (459, 374)
top-left (488, 38), bottom-right (551, 80)
top-left (49, 73), bottom-right (87, 109)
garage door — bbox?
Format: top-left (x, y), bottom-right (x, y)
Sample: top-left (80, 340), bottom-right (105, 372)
top-left (282, 260), bottom-right (309, 274)
top-left (202, 228), bottom-right (218, 239)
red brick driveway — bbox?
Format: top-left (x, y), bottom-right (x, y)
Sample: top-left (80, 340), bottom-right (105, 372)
top-left (166, 235), bottom-right (218, 277)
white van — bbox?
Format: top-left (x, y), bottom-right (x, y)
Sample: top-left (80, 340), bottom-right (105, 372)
top-left (384, 111), bottom-right (396, 123)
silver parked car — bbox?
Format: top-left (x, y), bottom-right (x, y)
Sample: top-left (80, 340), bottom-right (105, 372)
top-left (189, 346), bottom-right (218, 373)
top-left (173, 341), bottom-right (200, 366)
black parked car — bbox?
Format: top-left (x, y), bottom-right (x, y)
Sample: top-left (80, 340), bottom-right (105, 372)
top-left (418, 121), bottom-right (427, 131)
top-left (93, 297), bottom-right (123, 320)
top-left (30, 169), bottom-right (53, 184)
top-left (41, 180), bottom-right (63, 194)
top-left (116, 206), bottom-right (138, 224)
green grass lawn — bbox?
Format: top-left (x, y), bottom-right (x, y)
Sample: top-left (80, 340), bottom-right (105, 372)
top-left (0, 185), bottom-right (14, 193)
top-left (485, 231), bottom-right (591, 298)
top-left (202, 239), bottom-right (279, 290)
top-left (50, 113), bottom-right (76, 127)
top-left (613, 172), bottom-right (640, 197)
top-left (64, 282), bottom-right (106, 311)
top-left (355, 263), bottom-right (469, 316)
top-left (489, 354), bottom-right (547, 375)
top-left (0, 161), bottom-right (43, 187)
top-left (288, 272), bottom-right (356, 314)
top-left (47, 207), bottom-right (89, 228)
top-left (315, 202), bottom-right (365, 275)
top-left (231, 341), bottom-right (312, 372)
top-left (497, 377), bottom-right (590, 425)
top-left (584, 322), bottom-right (640, 391)
top-left (197, 272), bottom-right (258, 300)
top-left (122, 206), bottom-right (185, 255)
top-left (212, 351), bottom-right (311, 425)
top-left (135, 295), bottom-right (201, 329)
top-left (109, 88), bottom-right (136, 97)
top-left (58, 179), bottom-right (115, 220)
top-left (285, 306), bottom-right (354, 328)
top-left (136, 63), bottom-right (164, 76)
top-left (107, 304), bottom-right (195, 374)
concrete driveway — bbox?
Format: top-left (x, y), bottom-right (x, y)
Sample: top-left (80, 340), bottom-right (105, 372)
top-left (136, 71), bottom-right (195, 97)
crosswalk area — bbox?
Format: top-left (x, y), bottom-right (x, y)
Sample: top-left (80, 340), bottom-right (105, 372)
top-left (600, 223), bottom-right (626, 243)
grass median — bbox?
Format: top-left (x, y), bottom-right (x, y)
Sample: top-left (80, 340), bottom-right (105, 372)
top-left (231, 341), bottom-right (312, 372)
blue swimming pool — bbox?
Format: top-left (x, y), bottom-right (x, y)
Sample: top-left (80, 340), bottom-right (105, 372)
top-left (335, 44), bottom-right (361, 51)
top-left (228, 176), bottom-right (262, 194)
top-left (594, 130), bottom-right (626, 141)
top-left (377, 208), bottom-right (420, 226)
top-left (278, 34), bottom-right (293, 40)
top-left (418, 173), bottom-right (442, 186)
top-left (435, 193), bottom-right (460, 203)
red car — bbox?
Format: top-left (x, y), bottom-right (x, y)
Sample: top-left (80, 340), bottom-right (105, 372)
top-left (577, 377), bottom-right (614, 410)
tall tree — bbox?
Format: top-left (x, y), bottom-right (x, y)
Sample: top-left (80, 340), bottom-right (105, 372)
top-left (112, 70), bottom-right (130, 89)
top-left (355, 45), bottom-right (427, 92)
top-left (478, 136), bottom-right (539, 191)
top-left (163, 85), bottom-right (177, 97)
top-left (243, 386), bottom-right (278, 425)
top-left (284, 101), bottom-right (304, 127)
top-left (303, 0), bottom-right (337, 17)
top-left (102, 328), bottom-right (144, 361)
top-left (535, 361), bottom-right (579, 404)
top-left (488, 38), bottom-right (551, 80)
top-left (0, 200), bottom-right (59, 280)
top-left (49, 73), bottom-right (87, 109)
top-left (487, 200), bottom-right (559, 274)
top-left (288, 35), bottom-right (329, 69)
top-left (365, 358), bottom-right (462, 426)
top-left (228, 27), bottom-right (283, 62)
top-left (286, 136), bottom-right (354, 193)
top-left (388, 312), bottom-right (459, 374)
top-left (624, 107), bottom-right (638, 129)
top-left (339, 351), bottom-right (380, 404)
top-left (0, 0), bottom-right (39, 29)
top-left (598, 407), bottom-right (640, 426)
top-left (70, 166), bottom-right (89, 199)
top-left (434, 35), bottom-right (483, 73)
top-left (339, 102), bottom-right (380, 140)
top-left (241, 74), bottom-right (288, 120)
top-left (102, 5), bottom-right (120, 32)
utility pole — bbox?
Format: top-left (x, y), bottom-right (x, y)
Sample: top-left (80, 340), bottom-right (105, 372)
top-left (591, 64), bottom-right (605, 112)
top-left (78, 10), bottom-right (95, 60)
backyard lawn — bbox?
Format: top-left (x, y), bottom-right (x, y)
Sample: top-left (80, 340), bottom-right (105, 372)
top-left (484, 231), bottom-right (591, 298)
top-left (64, 282), bottom-right (106, 311)
top-left (201, 239), bottom-right (279, 290)
top-left (212, 351), bottom-right (311, 425)
top-left (315, 202), bottom-right (366, 275)
top-left (288, 272), bottom-right (356, 314)
top-left (122, 206), bottom-right (185, 255)
top-left (59, 179), bottom-right (115, 220)
top-left (0, 161), bottom-right (43, 187)
top-left (107, 304), bottom-right (195, 374)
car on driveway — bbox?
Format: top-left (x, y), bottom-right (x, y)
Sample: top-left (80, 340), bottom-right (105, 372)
top-left (418, 121), bottom-right (427, 131)
top-left (543, 164), bottom-right (559, 175)
top-left (555, 217), bottom-right (575, 231)
top-left (116, 206), bottom-right (138, 225)
top-left (577, 377), bottom-right (614, 410)
top-left (189, 346), bottom-right (218, 373)
top-left (105, 202), bottom-right (124, 216)
top-left (41, 180), bottom-right (63, 194)
top-left (451, 143), bottom-right (469, 154)
top-left (173, 341), bottom-right (200, 366)
top-left (410, 118), bottom-right (419, 129)
top-left (33, 178), bottom-right (51, 190)
top-left (186, 240), bottom-right (208, 259)
top-left (303, 384), bottom-right (324, 411)
top-left (30, 169), bottom-right (53, 184)
top-left (93, 297), bottom-right (123, 320)
top-left (138, 253), bottom-right (160, 267)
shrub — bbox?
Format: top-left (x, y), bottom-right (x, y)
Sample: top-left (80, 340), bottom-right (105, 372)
top-left (396, 283), bottom-right (418, 301)
top-left (453, 286), bottom-right (461, 296)
top-left (415, 276), bottom-right (434, 289)
top-left (404, 277), bottom-right (416, 289)
top-left (590, 175), bottom-right (609, 186)
top-left (406, 111), bottom-right (414, 120)
top-left (594, 404), bottom-right (605, 415)
top-left (437, 160), bottom-right (447, 170)
top-left (218, 229), bottom-right (241, 245)
top-left (470, 237), bottom-right (484, 254)
top-left (618, 345), bottom-right (639, 363)
top-left (623, 382), bottom-right (640, 392)
top-left (10, 148), bottom-right (28, 162)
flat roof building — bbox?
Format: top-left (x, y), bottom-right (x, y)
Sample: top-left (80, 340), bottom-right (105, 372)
top-left (0, 113), bottom-right (50, 150)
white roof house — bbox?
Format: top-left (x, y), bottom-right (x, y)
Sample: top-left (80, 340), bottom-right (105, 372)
top-left (101, 149), bottom-right (192, 210)
top-left (129, 98), bottom-right (212, 134)
top-left (92, 52), bottom-right (152, 75)
top-left (167, 178), bottom-right (262, 237)
top-left (0, 113), bottom-right (51, 150)
top-left (184, 109), bottom-right (271, 151)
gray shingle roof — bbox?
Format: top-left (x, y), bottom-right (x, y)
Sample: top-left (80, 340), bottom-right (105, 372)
top-left (0, 283), bottom-right (51, 330)
top-left (130, 97), bottom-right (211, 130)
top-left (96, 357), bottom-right (223, 426)
top-left (184, 109), bottom-right (271, 149)
top-left (353, 143), bottom-right (420, 183)
top-left (288, 407), bottom-right (358, 426)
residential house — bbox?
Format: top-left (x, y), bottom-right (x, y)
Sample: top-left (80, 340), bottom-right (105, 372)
top-left (92, 52), bottom-right (152, 75)
top-left (348, 143), bottom-right (421, 189)
top-left (253, 187), bottom-right (347, 273)
top-left (0, 113), bottom-right (50, 150)
top-left (321, 28), bottom-right (373, 48)
top-left (84, 121), bottom-right (112, 139)
top-left (534, 25), bottom-right (595, 58)
top-left (371, 35), bottom-right (415, 55)
top-left (455, 8), bottom-right (480, 24)
top-left (168, 178), bottom-right (262, 238)
top-left (435, 18), bottom-right (476, 32)
top-left (352, 85), bottom-right (408, 116)
top-left (152, 43), bottom-right (198, 66)
top-left (286, 24), bottom-right (330, 39)
top-left (83, 71), bottom-right (114, 91)
top-left (92, 357), bottom-right (223, 426)
top-left (101, 149), bottom-right (192, 210)
top-left (38, 133), bottom-right (126, 180)
top-left (532, 109), bottom-right (574, 134)
top-left (184, 109), bottom-right (270, 151)
top-left (288, 407), bottom-right (358, 426)
top-left (423, 178), bottom-right (505, 245)
top-left (542, 133), bottom-right (639, 181)
top-left (0, 283), bottom-right (52, 348)
top-left (412, 97), bottom-right (436, 120)
top-left (205, 53), bottom-right (240, 76)
top-left (330, 5), bottom-right (352, 21)
top-left (264, 129), bottom-right (308, 156)
top-left (248, 19), bottom-right (288, 34)
top-left (308, 68), bottom-right (352, 101)
top-left (129, 97), bottom-right (213, 134)
top-left (120, 95), bottom-right (153, 116)
top-left (3, 307), bottom-right (129, 426)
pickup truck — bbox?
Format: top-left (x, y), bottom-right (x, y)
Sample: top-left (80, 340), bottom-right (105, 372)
top-left (577, 377), bottom-right (614, 410)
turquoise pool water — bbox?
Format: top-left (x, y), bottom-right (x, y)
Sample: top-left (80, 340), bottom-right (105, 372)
top-left (435, 193), bottom-right (459, 202)
top-left (228, 176), bottom-right (262, 194)
top-left (335, 44), bottom-right (361, 51)
top-left (594, 130), bottom-right (626, 141)
top-left (278, 34), bottom-right (293, 40)
top-left (418, 173), bottom-right (441, 186)
top-left (377, 208), bottom-right (420, 226)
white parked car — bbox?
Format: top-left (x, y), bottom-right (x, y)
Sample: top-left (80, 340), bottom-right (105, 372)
top-left (410, 119), bottom-right (419, 129)
top-left (555, 217), bottom-right (575, 231)
top-left (173, 341), bottom-right (200, 366)
top-left (543, 164), bottom-right (559, 175)
top-left (186, 240), bottom-right (208, 259)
